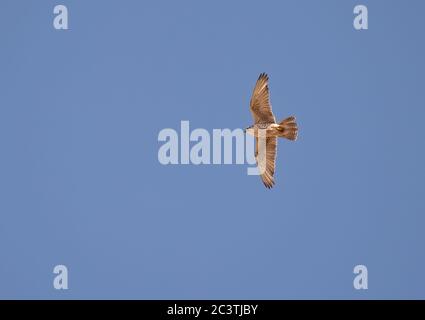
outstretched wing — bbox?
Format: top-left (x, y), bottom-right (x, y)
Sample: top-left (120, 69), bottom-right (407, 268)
top-left (255, 136), bottom-right (277, 189)
top-left (250, 73), bottom-right (276, 124)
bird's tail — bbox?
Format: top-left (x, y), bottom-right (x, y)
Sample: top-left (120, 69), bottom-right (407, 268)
top-left (277, 116), bottom-right (298, 141)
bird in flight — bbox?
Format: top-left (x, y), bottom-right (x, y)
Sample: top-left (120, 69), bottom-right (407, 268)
top-left (245, 73), bottom-right (298, 189)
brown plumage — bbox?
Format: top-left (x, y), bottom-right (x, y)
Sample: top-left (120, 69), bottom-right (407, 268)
top-left (246, 73), bottom-right (298, 188)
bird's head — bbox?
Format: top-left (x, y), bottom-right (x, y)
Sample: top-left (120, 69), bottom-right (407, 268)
top-left (244, 125), bottom-right (254, 135)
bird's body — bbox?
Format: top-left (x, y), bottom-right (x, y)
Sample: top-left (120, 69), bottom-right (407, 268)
top-left (245, 73), bottom-right (298, 188)
top-left (245, 122), bottom-right (281, 137)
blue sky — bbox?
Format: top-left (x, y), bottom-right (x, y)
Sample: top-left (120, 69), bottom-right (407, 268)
top-left (0, 0), bottom-right (424, 299)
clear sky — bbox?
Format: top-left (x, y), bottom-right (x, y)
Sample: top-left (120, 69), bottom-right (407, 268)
top-left (0, 0), bottom-right (424, 299)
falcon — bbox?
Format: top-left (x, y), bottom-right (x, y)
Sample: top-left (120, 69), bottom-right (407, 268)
top-left (244, 73), bottom-right (298, 188)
